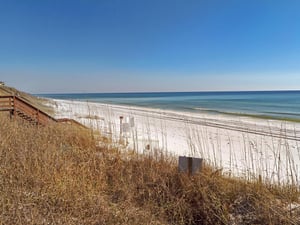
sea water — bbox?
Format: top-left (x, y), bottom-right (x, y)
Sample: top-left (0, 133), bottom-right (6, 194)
top-left (38, 91), bottom-right (300, 121)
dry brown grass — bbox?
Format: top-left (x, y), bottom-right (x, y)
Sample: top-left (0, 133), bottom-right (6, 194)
top-left (1, 114), bottom-right (300, 225)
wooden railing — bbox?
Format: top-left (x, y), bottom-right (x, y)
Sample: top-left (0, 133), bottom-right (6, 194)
top-left (0, 95), bottom-right (57, 125)
top-left (16, 96), bottom-right (57, 125)
top-left (0, 95), bottom-right (87, 128)
top-left (0, 96), bottom-right (14, 112)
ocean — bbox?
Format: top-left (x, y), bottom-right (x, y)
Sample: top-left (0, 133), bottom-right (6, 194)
top-left (38, 91), bottom-right (300, 121)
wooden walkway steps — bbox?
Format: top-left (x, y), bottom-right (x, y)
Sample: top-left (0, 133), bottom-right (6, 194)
top-left (0, 95), bottom-right (86, 127)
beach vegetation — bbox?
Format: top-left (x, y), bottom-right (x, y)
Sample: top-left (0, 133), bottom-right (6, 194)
top-left (1, 113), bottom-right (300, 224)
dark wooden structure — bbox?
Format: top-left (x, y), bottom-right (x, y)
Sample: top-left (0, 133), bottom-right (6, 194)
top-left (0, 95), bottom-right (85, 127)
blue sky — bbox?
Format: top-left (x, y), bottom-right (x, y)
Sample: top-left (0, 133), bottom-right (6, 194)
top-left (0, 0), bottom-right (300, 93)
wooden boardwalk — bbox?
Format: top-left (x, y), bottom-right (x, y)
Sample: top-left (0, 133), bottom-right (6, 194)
top-left (0, 95), bottom-right (86, 127)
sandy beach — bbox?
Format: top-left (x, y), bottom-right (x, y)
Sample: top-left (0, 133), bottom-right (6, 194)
top-left (48, 99), bottom-right (300, 185)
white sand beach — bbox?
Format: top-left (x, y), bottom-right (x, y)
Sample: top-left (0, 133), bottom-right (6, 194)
top-left (48, 99), bottom-right (300, 185)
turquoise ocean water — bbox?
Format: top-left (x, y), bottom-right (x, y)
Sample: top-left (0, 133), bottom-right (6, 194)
top-left (38, 91), bottom-right (300, 121)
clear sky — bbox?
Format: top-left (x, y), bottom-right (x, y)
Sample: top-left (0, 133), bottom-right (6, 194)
top-left (0, 0), bottom-right (300, 93)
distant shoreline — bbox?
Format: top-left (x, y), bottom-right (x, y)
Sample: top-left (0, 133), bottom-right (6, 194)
top-left (39, 90), bottom-right (300, 123)
top-left (36, 89), bottom-right (300, 96)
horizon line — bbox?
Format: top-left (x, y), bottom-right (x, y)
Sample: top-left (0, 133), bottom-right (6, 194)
top-left (35, 89), bottom-right (300, 95)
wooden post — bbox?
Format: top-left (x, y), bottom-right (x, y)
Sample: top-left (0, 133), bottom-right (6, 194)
top-left (119, 116), bottom-right (123, 143)
top-left (13, 96), bottom-right (16, 117)
top-left (9, 96), bottom-right (13, 120)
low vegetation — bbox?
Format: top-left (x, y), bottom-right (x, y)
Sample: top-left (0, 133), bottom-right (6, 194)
top-left (1, 113), bottom-right (300, 224)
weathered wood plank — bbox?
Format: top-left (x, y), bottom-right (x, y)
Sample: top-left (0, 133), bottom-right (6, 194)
top-left (0, 95), bottom-right (86, 128)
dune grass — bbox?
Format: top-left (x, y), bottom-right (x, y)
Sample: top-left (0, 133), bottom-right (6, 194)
top-left (1, 114), bottom-right (300, 224)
